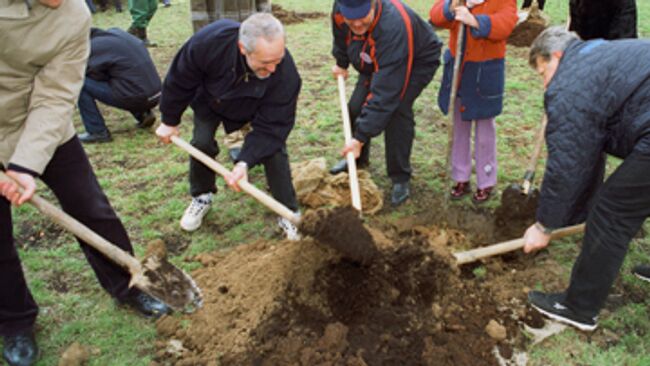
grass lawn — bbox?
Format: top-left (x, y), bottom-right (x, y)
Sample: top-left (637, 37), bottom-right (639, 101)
top-left (5, 0), bottom-right (650, 365)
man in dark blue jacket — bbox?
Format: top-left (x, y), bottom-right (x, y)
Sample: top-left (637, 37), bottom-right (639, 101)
top-left (330, 0), bottom-right (442, 206)
top-left (155, 13), bottom-right (301, 239)
top-left (78, 28), bottom-right (161, 143)
top-left (522, 27), bottom-right (650, 331)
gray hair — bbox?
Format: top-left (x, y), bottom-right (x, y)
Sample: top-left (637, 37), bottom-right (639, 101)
top-left (239, 13), bottom-right (285, 53)
top-left (529, 26), bottom-right (580, 68)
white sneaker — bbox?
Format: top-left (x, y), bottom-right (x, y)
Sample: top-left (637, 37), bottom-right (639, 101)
top-left (277, 215), bottom-right (301, 241)
top-left (180, 193), bottom-right (213, 232)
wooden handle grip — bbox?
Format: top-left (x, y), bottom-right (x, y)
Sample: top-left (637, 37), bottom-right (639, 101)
top-left (454, 223), bottom-right (585, 265)
top-left (170, 136), bottom-right (300, 224)
top-left (0, 171), bottom-right (142, 273)
top-left (337, 75), bottom-right (362, 213)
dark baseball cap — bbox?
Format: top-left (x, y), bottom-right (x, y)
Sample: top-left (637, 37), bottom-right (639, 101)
top-left (338, 0), bottom-right (372, 20)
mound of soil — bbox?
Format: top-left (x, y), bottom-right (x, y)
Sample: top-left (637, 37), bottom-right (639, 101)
top-left (508, 20), bottom-right (547, 47)
top-left (152, 226), bottom-right (524, 366)
top-left (272, 4), bottom-right (326, 25)
top-left (508, 9), bottom-right (549, 48)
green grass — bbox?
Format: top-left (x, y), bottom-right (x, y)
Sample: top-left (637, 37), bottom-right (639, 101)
top-left (5, 1), bottom-right (650, 365)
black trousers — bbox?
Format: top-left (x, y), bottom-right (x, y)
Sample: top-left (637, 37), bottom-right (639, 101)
top-left (189, 115), bottom-right (298, 211)
top-left (565, 152), bottom-right (650, 317)
top-left (0, 138), bottom-right (135, 336)
top-left (348, 74), bottom-right (431, 184)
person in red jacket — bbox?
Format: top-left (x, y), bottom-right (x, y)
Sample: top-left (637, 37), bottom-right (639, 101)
top-left (430, 0), bottom-right (517, 202)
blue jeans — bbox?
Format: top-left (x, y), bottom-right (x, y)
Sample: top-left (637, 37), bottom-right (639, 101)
top-left (78, 78), bottom-right (143, 134)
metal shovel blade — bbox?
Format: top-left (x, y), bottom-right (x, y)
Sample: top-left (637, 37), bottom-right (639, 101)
top-left (134, 253), bottom-right (203, 313)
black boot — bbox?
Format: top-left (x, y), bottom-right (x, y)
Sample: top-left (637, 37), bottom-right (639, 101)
top-left (120, 291), bottom-right (171, 319)
top-left (391, 181), bottom-right (410, 207)
top-left (228, 147), bottom-right (241, 163)
top-left (78, 130), bottom-right (112, 143)
top-left (140, 28), bottom-right (157, 47)
top-left (3, 332), bottom-right (38, 366)
top-left (127, 26), bottom-right (138, 38)
top-left (633, 264), bottom-right (650, 283)
top-left (135, 109), bottom-right (156, 128)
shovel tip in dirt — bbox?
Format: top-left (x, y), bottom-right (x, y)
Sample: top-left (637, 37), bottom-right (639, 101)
top-left (132, 240), bottom-right (204, 313)
top-left (299, 206), bottom-right (380, 265)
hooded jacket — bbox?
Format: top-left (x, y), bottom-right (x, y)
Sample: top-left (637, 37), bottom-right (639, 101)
top-left (0, 0), bottom-right (91, 176)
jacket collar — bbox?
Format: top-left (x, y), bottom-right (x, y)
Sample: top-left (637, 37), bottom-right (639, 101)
top-left (0, 0), bottom-right (30, 19)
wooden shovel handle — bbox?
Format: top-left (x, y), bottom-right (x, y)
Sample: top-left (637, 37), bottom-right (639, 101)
top-left (445, 19), bottom-right (466, 180)
top-left (170, 135), bottom-right (300, 224)
top-left (337, 75), bottom-right (362, 213)
top-left (521, 114), bottom-right (548, 194)
top-left (0, 171), bottom-right (142, 274)
top-left (454, 223), bottom-right (585, 265)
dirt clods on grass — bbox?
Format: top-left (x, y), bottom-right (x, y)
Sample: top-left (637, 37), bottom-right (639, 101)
top-left (153, 225), bottom-right (523, 366)
top-left (272, 4), bottom-right (326, 25)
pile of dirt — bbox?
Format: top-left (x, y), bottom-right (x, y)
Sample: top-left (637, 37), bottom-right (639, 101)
top-left (272, 4), bottom-right (326, 25)
top-left (508, 7), bottom-right (549, 47)
top-left (292, 158), bottom-right (384, 215)
top-left (151, 224), bottom-right (528, 366)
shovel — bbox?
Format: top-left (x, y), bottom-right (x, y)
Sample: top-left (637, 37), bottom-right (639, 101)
top-left (337, 74), bottom-right (362, 213)
top-left (497, 114), bottom-right (548, 222)
top-left (0, 171), bottom-right (203, 313)
top-left (170, 136), bottom-right (379, 264)
top-left (454, 223), bottom-right (585, 265)
top-left (444, 0), bottom-right (466, 197)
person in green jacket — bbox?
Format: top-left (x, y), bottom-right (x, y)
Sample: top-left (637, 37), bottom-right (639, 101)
top-left (128, 0), bottom-right (158, 46)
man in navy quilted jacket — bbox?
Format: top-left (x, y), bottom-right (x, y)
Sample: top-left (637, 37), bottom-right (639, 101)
top-left (522, 27), bottom-right (650, 331)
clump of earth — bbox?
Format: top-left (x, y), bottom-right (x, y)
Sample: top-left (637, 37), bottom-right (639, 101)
top-left (150, 206), bottom-right (551, 366)
top-left (272, 4), bottom-right (326, 25)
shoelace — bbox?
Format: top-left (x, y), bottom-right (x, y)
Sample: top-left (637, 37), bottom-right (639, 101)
top-left (5, 334), bottom-right (33, 349)
top-left (187, 199), bottom-right (210, 216)
top-left (278, 218), bottom-right (299, 235)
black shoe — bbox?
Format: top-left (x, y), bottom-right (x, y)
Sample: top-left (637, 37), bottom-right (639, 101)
top-left (78, 131), bottom-right (112, 143)
top-left (120, 291), bottom-right (172, 319)
top-left (141, 28), bottom-right (157, 47)
top-left (632, 264), bottom-right (650, 283)
top-left (329, 158), bottom-right (369, 175)
top-left (528, 291), bottom-right (598, 331)
top-left (3, 332), bottom-right (38, 366)
top-left (391, 181), bottom-right (410, 207)
top-left (228, 147), bottom-right (241, 163)
top-left (136, 110), bottom-right (156, 129)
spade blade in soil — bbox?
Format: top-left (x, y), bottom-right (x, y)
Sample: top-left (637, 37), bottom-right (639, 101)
top-left (299, 207), bottom-right (379, 265)
top-left (495, 184), bottom-right (540, 226)
top-left (134, 255), bottom-right (203, 313)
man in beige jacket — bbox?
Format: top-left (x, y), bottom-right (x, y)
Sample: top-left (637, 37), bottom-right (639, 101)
top-left (0, 0), bottom-right (169, 364)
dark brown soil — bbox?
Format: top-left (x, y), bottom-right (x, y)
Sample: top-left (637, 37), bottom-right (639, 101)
top-left (151, 228), bottom-right (525, 366)
top-left (508, 19), bottom-right (547, 48)
top-left (272, 4), bottom-right (326, 25)
top-left (300, 206), bottom-right (379, 265)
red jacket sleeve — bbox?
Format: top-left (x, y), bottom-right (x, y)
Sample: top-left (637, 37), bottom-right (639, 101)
top-left (430, 0), bottom-right (455, 29)
top-left (485, 0), bottom-right (518, 41)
